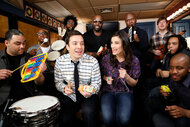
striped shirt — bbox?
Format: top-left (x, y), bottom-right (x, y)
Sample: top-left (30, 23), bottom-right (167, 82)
top-left (151, 31), bottom-right (173, 49)
top-left (54, 53), bottom-right (101, 102)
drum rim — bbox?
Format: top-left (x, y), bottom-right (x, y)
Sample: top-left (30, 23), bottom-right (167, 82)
top-left (51, 40), bottom-right (66, 51)
top-left (9, 95), bottom-right (60, 117)
top-left (47, 51), bottom-right (61, 61)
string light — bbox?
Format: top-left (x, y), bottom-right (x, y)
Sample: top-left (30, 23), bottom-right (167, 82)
top-left (167, 2), bottom-right (190, 21)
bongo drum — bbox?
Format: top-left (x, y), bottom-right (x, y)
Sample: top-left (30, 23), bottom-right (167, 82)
top-left (47, 51), bottom-right (61, 61)
top-left (51, 40), bottom-right (66, 51)
top-left (9, 95), bottom-right (60, 126)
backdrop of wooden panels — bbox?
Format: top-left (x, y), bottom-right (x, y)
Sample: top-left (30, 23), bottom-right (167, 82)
top-left (50, 31), bottom-right (58, 44)
top-left (0, 15), bottom-right (8, 50)
top-left (18, 21), bottom-right (42, 51)
top-left (18, 21), bottom-right (58, 51)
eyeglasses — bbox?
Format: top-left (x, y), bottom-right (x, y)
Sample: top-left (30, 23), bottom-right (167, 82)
top-left (37, 32), bottom-right (47, 36)
top-left (93, 20), bottom-right (103, 24)
top-left (67, 22), bottom-right (74, 25)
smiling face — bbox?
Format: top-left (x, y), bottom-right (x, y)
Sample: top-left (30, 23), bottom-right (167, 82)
top-left (167, 37), bottom-right (179, 54)
top-left (92, 15), bottom-right (103, 32)
top-left (5, 35), bottom-right (26, 56)
top-left (158, 19), bottom-right (168, 31)
top-left (66, 35), bottom-right (84, 61)
top-left (66, 19), bottom-right (75, 31)
top-left (37, 29), bottom-right (48, 44)
top-left (111, 36), bottom-right (124, 57)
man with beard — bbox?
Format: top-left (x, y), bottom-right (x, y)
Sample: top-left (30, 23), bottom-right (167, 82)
top-left (58, 15), bottom-right (78, 41)
top-left (27, 29), bottom-right (58, 97)
top-left (83, 15), bottom-right (111, 61)
top-left (0, 29), bottom-right (47, 126)
top-left (145, 53), bottom-right (190, 127)
top-left (27, 29), bottom-right (52, 56)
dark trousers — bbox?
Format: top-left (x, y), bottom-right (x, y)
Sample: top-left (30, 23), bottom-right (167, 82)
top-left (153, 112), bottom-right (190, 127)
top-left (59, 94), bottom-right (100, 127)
top-left (144, 87), bottom-right (190, 127)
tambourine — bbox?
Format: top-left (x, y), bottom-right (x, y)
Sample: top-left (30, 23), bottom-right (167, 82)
top-left (97, 46), bottom-right (104, 56)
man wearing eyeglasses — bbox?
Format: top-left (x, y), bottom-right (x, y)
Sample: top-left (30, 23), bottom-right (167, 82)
top-left (83, 15), bottom-right (111, 61)
top-left (27, 29), bottom-right (57, 97)
top-left (27, 29), bottom-right (52, 56)
top-left (58, 15), bottom-right (78, 41)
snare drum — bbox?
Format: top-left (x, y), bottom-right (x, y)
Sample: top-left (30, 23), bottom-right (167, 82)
top-left (9, 95), bottom-right (60, 126)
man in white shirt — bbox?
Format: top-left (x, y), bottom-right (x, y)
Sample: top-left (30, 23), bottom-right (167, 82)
top-left (27, 29), bottom-right (51, 55)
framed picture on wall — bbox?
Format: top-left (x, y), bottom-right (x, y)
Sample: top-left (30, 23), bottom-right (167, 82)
top-left (41, 13), bottom-right (47, 24)
top-left (60, 23), bottom-right (64, 28)
top-left (34, 9), bottom-right (41, 21)
top-left (57, 21), bottom-right (61, 27)
top-left (53, 19), bottom-right (57, 28)
top-left (25, 5), bottom-right (33, 18)
top-left (48, 16), bottom-right (52, 26)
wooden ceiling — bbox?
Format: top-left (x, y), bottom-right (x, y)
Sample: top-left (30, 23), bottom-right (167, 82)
top-left (4, 0), bottom-right (183, 23)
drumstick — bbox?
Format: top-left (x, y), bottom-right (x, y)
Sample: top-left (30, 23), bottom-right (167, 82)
top-left (67, 76), bottom-right (71, 89)
top-left (36, 38), bottom-right (48, 51)
top-left (12, 63), bottom-right (26, 73)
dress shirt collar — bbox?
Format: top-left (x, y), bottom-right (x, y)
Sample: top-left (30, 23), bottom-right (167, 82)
top-left (68, 53), bottom-right (86, 65)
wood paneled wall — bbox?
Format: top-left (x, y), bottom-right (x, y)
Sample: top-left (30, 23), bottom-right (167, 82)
top-left (18, 21), bottom-right (58, 51)
top-left (50, 31), bottom-right (58, 44)
top-left (0, 15), bottom-right (8, 50)
top-left (0, 16), bottom-right (58, 51)
top-left (18, 21), bottom-right (44, 51)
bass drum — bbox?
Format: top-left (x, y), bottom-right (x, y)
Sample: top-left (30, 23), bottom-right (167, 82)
top-left (9, 95), bottom-right (60, 127)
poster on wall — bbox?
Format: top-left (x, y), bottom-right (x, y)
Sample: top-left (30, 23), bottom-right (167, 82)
top-left (61, 23), bottom-right (64, 28)
top-left (41, 13), bottom-right (47, 24)
top-left (25, 5), bottom-right (33, 18)
top-left (57, 21), bottom-right (61, 27)
top-left (34, 9), bottom-right (41, 21)
top-left (48, 16), bottom-right (52, 26)
top-left (53, 19), bottom-right (57, 28)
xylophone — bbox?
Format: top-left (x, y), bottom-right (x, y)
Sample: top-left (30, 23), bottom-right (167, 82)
top-left (20, 53), bottom-right (48, 83)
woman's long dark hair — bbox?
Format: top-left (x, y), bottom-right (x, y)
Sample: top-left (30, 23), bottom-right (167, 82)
top-left (110, 30), bottom-right (133, 70)
top-left (165, 34), bottom-right (188, 55)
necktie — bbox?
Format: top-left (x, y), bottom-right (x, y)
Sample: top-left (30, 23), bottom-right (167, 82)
top-left (72, 61), bottom-right (80, 100)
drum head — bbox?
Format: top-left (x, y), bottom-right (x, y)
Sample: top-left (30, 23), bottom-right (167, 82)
top-left (9, 95), bottom-right (59, 117)
top-left (47, 51), bottom-right (60, 61)
top-left (51, 40), bottom-right (66, 51)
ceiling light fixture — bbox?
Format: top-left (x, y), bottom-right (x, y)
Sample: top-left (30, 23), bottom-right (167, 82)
top-left (167, 2), bottom-right (190, 21)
